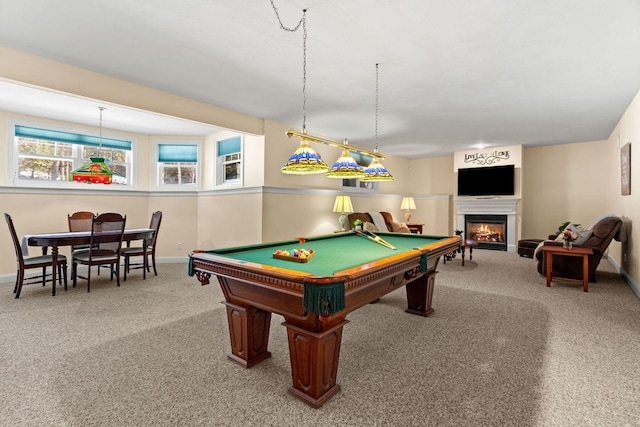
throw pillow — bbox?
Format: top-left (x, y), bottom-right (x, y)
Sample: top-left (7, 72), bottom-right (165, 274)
top-left (363, 222), bottom-right (379, 233)
top-left (390, 221), bottom-right (412, 233)
top-left (573, 229), bottom-right (593, 246)
top-left (555, 223), bottom-right (590, 245)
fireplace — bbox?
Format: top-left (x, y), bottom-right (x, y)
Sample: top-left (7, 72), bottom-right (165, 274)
top-left (456, 198), bottom-right (519, 252)
top-left (465, 215), bottom-right (507, 251)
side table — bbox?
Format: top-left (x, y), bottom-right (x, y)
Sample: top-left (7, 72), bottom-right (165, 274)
top-left (407, 223), bottom-right (423, 234)
top-left (460, 239), bottom-right (478, 266)
top-left (443, 239), bottom-right (478, 266)
top-left (541, 244), bottom-right (594, 292)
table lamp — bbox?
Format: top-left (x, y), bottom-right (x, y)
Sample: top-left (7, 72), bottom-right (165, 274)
top-left (333, 195), bottom-right (354, 230)
top-left (400, 197), bottom-right (416, 222)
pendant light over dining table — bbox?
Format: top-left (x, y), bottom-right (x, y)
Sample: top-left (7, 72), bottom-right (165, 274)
top-left (69, 107), bottom-right (125, 184)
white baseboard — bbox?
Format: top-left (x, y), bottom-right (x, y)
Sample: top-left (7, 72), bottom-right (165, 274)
top-left (605, 253), bottom-right (640, 299)
top-left (0, 256), bottom-right (190, 285)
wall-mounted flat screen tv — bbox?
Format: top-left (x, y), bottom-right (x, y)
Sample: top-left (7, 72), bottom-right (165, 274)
top-left (457, 164), bottom-right (515, 196)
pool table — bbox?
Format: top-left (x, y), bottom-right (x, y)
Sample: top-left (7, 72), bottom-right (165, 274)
top-left (189, 231), bottom-right (460, 407)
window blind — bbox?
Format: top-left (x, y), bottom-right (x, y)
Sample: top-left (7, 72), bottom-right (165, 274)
top-left (158, 144), bottom-right (198, 162)
top-left (15, 125), bottom-right (132, 150)
top-left (218, 136), bottom-right (241, 156)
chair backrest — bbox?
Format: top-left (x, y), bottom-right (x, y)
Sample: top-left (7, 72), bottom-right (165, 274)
top-left (148, 211), bottom-right (162, 247)
top-left (4, 213), bottom-right (24, 264)
top-left (90, 213), bottom-right (126, 256)
top-left (68, 211), bottom-right (95, 232)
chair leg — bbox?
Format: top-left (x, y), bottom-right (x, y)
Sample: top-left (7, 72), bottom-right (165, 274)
top-left (62, 262), bottom-right (68, 291)
top-left (86, 265), bottom-right (91, 293)
top-left (15, 269), bottom-right (25, 299)
top-left (124, 255), bottom-right (129, 281)
top-left (151, 253), bottom-right (157, 276)
top-left (72, 262), bottom-right (77, 288)
top-left (42, 266), bottom-right (46, 286)
top-left (115, 262), bottom-right (121, 287)
top-left (13, 269), bottom-right (19, 294)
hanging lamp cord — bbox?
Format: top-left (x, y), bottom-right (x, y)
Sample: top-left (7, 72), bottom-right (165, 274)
top-left (98, 106), bottom-right (105, 157)
top-left (375, 63), bottom-right (379, 152)
top-left (269, 1), bottom-right (307, 132)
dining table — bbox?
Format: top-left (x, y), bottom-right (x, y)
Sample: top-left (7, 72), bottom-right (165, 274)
top-left (25, 228), bottom-right (154, 296)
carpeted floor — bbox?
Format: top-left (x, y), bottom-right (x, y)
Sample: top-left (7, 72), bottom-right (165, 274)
top-left (1, 250), bottom-right (639, 426)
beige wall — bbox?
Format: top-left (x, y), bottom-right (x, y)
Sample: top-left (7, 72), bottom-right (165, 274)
top-left (522, 140), bottom-right (611, 239)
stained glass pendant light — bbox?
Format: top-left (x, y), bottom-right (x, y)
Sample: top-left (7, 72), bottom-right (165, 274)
top-left (281, 130), bottom-right (329, 174)
top-left (69, 107), bottom-right (124, 184)
top-left (277, 8), bottom-right (329, 175)
top-left (326, 139), bottom-right (365, 179)
top-left (361, 63), bottom-right (393, 182)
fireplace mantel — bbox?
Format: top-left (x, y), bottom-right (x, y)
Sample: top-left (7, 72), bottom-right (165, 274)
top-left (456, 198), bottom-right (519, 252)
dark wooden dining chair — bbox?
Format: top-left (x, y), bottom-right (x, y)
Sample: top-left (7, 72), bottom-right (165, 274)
top-left (68, 211), bottom-right (95, 233)
top-left (72, 213), bottom-right (126, 292)
top-left (5, 213), bottom-right (68, 298)
top-left (68, 211), bottom-right (96, 283)
top-left (121, 211), bottom-right (162, 281)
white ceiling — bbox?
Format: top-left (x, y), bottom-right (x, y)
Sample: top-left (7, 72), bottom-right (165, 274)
top-left (0, 0), bottom-right (639, 158)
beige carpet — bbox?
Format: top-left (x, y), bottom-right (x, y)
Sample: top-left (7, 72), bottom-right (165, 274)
top-left (1, 250), bottom-right (639, 426)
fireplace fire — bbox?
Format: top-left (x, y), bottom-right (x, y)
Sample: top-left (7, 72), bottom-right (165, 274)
top-left (465, 215), bottom-right (507, 251)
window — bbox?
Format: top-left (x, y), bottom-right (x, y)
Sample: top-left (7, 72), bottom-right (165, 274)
top-left (157, 143), bottom-right (199, 187)
top-left (341, 152), bottom-right (379, 192)
top-left (216, 136), bottom-right (242, 186)
top-left (12, 123), bottom-right (132, 186)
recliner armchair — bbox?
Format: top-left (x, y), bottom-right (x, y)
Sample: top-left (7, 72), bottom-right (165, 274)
top-left (535, 215), bottom-right (626, 283)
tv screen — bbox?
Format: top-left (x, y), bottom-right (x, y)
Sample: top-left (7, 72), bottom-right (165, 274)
top-left (457, 165), bottom-right (515, 196)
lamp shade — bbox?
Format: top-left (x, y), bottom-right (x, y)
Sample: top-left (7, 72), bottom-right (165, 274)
top-left (333, 195), bottom-right (354, 213)
top-left (361, 157), bottom-right (393, 181)
top-left (401, 197), bottom-right (416, 222)
top-left (326, 149), bottom-right (365, 179)
top-left (281, 139), bottom-right (329, 174)
top-left (400, 197), bottom-right (416, 210)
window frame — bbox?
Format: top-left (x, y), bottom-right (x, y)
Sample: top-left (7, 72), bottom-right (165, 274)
top-left (153, 139), bottom-right (202, 191)
top-left (7, 118), bottom-right (136, 189)
top-left (215, 135), bottom-right (243, 189)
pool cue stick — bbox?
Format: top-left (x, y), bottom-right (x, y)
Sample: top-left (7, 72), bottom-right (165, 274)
top-left (356, 230), bottom-right (390, 249)
top-left (360, 230), bottom-right (397, 250)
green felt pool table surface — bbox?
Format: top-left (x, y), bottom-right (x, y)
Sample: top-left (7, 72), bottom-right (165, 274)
top-left (203, 231), bottom-right (449, 277)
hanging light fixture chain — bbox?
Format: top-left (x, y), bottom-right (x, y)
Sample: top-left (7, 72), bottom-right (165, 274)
top-left (375, 63), bottom-right (379, 149)
top-left (98, 106), bottom-right (106, 157)
top-left (269, 0), bottom-right (304, 32)
top-left (301, 11), bottom-right (307, 131)
top-left (269, 1), bottom-right (307, 132)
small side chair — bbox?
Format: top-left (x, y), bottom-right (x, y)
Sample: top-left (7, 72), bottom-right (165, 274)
top-left (122, 211), bottom-right (162, 281)
top-left (5, 213), bottom-right (68, 298)
top-left (72, 213), bottom-right (126, 292)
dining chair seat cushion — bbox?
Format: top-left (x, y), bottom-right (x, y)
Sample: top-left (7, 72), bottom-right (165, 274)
top-left (120, 246), bottom-right (148, 256)
top-left (73, 251), bottom-right (118, 263)
top-left (24, 254), bottom-right (67, 266)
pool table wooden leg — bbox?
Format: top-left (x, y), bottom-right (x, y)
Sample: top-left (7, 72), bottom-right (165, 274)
top-left (405, 270), bottom-right (436, 317)
top-left (282, 319), bottom-right (348, 408)
top-left (224, 301), bottom-right (272, 368)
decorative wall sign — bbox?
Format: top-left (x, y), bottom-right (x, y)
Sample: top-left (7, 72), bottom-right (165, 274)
top-left (463, 150), bottom-right (510, 165)
top-left (453, 144), bottom-right (522, 171)
top-left (621, 142), bottom-right (631, 196)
